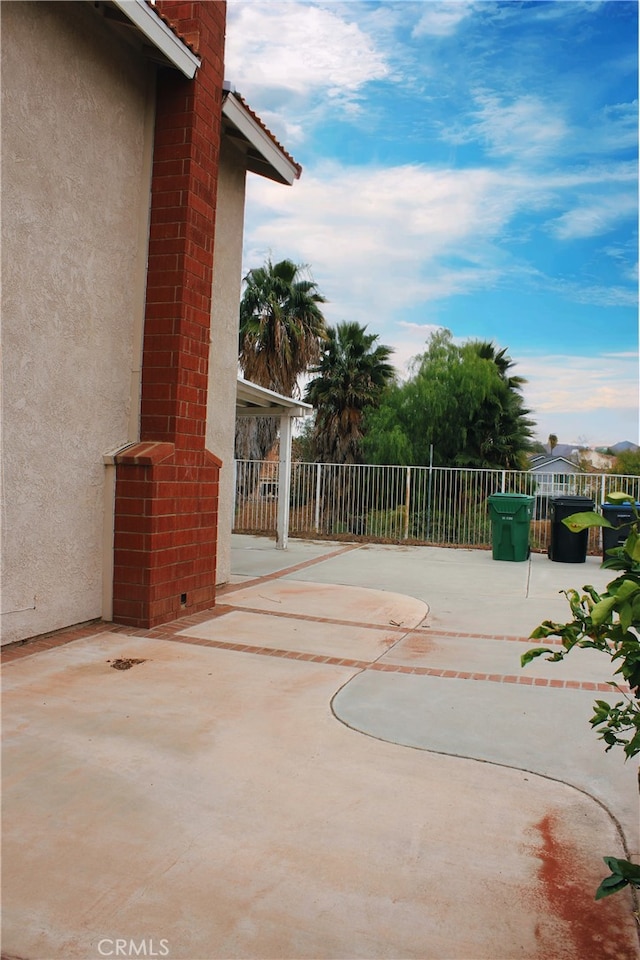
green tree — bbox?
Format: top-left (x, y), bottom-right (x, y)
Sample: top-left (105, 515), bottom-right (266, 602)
top-left (364, 330), bottom-right (535, 468)
top-left (304, 321), bottom-right (395, 464)
top-left (611, 450), bottom-right (640, 476)
top-left (291, 417), bottom-right (315, 462)
top-left (236, 258), bottom-right (327, 460)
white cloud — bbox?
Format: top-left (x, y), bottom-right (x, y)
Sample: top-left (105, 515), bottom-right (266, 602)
top-left (412, 1), bottom-right (474, 37)
top-left (444, 88), bottom-right (637, 167)
top-left (538, 161), bottom-right (638, 190)
top-left (552, 280), bottom-right (638, 309)
top-left (590, 101), bottom-right (639, 154)
top-left (548, 192), bottom-right (638, 241)
top-left (602, 244), bottom-right (639, 284)
top-left (527, 1), bottom-right (606, 22)
top-left (516, 352), bottom-right (639, 446)
top-left (243, 161), bottom-right (526, 334)
top-left (254, 110), bottom-right (306, 148)
top-left (243, 157), bottom-right (638, 326)
top-left (225, 1), bottom-right (389, 101)
top-left (445, 92), bottom-right (570, 161)
top-left (392, 322), bottom-right (447, 375)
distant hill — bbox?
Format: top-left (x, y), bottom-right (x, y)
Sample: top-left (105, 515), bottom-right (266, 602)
top-left (610, 440), bottom-right (639, 454)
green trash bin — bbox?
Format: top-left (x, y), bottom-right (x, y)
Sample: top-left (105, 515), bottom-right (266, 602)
top-left (488, 493), bottom-right (535, 561)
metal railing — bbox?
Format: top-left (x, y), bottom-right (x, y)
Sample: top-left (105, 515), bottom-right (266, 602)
top-left (234, 460), bottom-right (640, 555)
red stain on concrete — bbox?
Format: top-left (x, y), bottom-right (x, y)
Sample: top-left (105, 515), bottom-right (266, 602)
top-left (393, 632), bottom-right (436, 658)
top-left (532, 812), bottom-right (639, 959)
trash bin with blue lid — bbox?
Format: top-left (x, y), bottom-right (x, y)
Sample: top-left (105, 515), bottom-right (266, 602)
top-left (548, 495), bottom-right (594, 563)
top-left (488, 493), bottom-right (535, 561)
top-left (601, 502), bottom-right (640, 559)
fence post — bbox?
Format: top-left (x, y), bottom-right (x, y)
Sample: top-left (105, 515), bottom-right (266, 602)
top-left (426, 445), bottom-right (434, 541)
top-left (314, 462), bottom-right (322, 532)
top-left (601, 473), bottom-right (606, 508)
top-left (233, 459), bottom-right (237, 517)
top-left (501, 470), bottom-right (507, 493)
top-left (404, 466), bottom-right (411, 540)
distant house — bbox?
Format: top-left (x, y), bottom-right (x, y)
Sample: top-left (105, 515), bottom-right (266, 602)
top-left (541, 443), bottom-right (581, 459)
top-left (528, 455), bottom-right (584, 498)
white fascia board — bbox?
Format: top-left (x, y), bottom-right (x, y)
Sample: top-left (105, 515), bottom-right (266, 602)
top-left (113, 0), bottom-right (201, 78)
top-left (236, 378), bottom-right (312, 418)
top-left (222, 95), bottom-right (299, 186)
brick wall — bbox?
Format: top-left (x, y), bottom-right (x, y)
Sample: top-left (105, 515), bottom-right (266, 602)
top-left (113, 1), bottom-right (227, 628)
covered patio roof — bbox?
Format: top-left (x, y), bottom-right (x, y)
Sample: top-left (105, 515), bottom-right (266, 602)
top-left (236, 377), bottom-right (312, 419)
top-left (236, 378), bottom-right (312, 550)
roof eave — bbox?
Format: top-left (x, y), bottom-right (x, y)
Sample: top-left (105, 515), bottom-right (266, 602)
top-left (111, 0), bottom-right (201, 78)
top-left (236, 378), bottom-right (312, 418)
top-left (222, 94), bottom-right (301, 186)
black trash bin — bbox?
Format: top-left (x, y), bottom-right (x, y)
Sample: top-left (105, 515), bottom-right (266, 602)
top-left (548, 495), bottom-right (594, 563)
top-left (601, 502), bottom-right (640, 559)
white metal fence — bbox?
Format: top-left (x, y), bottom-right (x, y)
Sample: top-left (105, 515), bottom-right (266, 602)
top-left (234, 459), bottom-right (640, 555)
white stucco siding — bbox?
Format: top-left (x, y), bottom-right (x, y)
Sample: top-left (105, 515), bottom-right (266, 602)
top-left (207, 138), bottom-right (247, 584)
top-left (1, 2), bottom-right (154, 643)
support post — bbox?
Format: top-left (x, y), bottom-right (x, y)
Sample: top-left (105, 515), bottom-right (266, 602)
top-left (277, 415), bottom-right (293, 549)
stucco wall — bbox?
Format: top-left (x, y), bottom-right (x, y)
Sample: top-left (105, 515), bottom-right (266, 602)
top-left (1, 2), bottom-right (154, 643)
top-left (207, 138), bottom-right (247, 584)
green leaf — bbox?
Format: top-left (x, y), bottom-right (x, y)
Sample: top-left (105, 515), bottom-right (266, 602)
top-left (529, 623), bottom-right (562, 640)
top-left (625, 530), bottom-right (640, 562)
top-left (590, 595), bottom-right (617, 626)
top-left (624, 733), bottom-right (640, 759)
top-left (602, 856), bottom-right (640, 882)
top-left (615, 579), bottom-right (640, 602)
top-left (593, 699), bottom-right (613, 713)
top-left (595, 857), bottom-right (640, 898)
top-left (620, 602), bottom-right (633, 633)
top-left (521, 647), bottom-right (553, 667)
top-left (561, 512), bottom-right (613, 532)
top-left (606, 492), bottom-right (637, 505)
top-left (595, 879), bottom-right (628, 899)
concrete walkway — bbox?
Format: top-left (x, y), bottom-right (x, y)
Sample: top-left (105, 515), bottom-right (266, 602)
top-left (2, 535), bottom-right (639, 960)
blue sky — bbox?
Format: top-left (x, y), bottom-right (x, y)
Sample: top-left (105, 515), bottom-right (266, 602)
top-left (225, 0), bottom-right (639, 448)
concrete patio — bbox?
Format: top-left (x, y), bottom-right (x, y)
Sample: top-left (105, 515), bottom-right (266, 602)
top-left (2, 536), bottom-right (639, 960)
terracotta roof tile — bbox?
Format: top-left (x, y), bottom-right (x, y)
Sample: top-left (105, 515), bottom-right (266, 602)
top-left (144, 0), bottom-right (200, 58)
top-left (225, 90), bottom-right (302, 179)
top-left (141, 5), bottom-right (301, 177)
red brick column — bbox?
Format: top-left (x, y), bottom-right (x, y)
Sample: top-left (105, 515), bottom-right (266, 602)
top-left (113, 1), bottom-right (226, 628)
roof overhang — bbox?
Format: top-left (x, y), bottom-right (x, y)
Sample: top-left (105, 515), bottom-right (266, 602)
top-left (236, 378), bottom-right (312, 418)
top-left (529, 457), bottom-right (578, 471)
top-left (97, 0), bottom-right (201, 78)
top-left (222, 92), bottom-right (301, 185)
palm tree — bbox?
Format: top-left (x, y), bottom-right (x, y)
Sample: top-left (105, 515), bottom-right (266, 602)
top-left (305, 321), bottom-right (395, 464)
top-left (236, 258), bottom-right (327, 460)
top-left (238, 258), bottom-right (327, 396)
top-left (548, 433), bottom-right (558, 455)
top-left (464, 340), bottom-right (535, 469)
top-left (472, 340), bottom-right (527, 392)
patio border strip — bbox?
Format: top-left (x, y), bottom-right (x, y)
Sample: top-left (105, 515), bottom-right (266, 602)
top-left (1, 617), bottom-right (625, 692)
top-left (191, 603), bottom-right (419, 634)
top-left (218, 543), bottom-right (362, 595)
